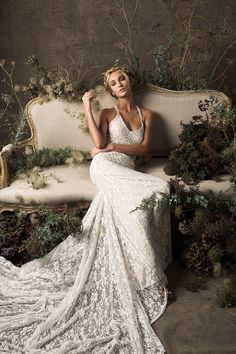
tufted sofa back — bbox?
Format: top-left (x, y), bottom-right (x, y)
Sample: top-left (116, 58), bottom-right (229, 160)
top-left (26, 84), bottom-right (230, 156)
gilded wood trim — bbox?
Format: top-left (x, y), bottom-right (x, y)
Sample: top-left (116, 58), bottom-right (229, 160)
top-left (23, 96), bottom-right (47, 150)
top-left (0, 201), bottom-right (91, 213)
top-left (0, 151), bottom-right (8, 188)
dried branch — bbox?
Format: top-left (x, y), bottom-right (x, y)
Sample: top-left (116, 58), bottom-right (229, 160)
top-left (112, 0), bottom-right (139, 60)
top-left (0, 98), bottom-right (12, 120)
top-left (209, 38), bottom-right (236, 83)
top-left (210, 60), bottom-right (233, 85)
top-left (0, 62), bottom-right (23, 112)
top-left (173, 3), bottom-right (198, 81)
top-left (67, 50), bottom-right (80, 79)
top-left (79, 64), bottom-right (102, 84)
top-left (130, 0), bottom-right (139, 22)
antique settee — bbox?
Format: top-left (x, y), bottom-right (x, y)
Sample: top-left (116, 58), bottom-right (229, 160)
top-left (0, 85), bottom-right (232, 212)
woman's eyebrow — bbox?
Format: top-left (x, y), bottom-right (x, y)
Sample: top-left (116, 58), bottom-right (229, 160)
top-left (110, 74), bottom-right (124, 85)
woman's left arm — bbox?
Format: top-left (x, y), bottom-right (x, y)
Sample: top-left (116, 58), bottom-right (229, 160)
top-left (91, 109), bottom-right (153, 157)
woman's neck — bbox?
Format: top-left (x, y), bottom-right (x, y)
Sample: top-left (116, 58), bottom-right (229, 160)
top-left (117, 97), bottom-right (136, 113)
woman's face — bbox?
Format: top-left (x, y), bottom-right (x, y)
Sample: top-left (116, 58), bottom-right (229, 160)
top-left (108, 70), bottom-right (131, 98)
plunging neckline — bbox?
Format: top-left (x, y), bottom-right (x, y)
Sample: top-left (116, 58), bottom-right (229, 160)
top-left (115, 105), bottom-right (143, 133)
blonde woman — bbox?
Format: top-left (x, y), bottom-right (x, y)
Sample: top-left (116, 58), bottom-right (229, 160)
top-left (0, 66), bottom-right (172, 353)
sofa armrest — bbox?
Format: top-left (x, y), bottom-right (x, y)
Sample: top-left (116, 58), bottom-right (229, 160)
top-left (0, 144), bottom-right (14, 188)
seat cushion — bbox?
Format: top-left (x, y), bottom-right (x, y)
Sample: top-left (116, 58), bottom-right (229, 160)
top-left (0, 162), bottom-right (97, 207)
top-left (0, 158), bottom-right (232, 208)
top-left (137, 157), bottom-right (233, 194)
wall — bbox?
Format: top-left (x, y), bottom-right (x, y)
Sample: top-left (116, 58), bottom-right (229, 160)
top-left (1, 0), bottom-right (236, 92)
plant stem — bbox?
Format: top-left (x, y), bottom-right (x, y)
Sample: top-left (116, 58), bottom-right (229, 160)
top-left (0, 62), bottom-right (23, 112)
top-left (209, 38), bottom-right (236, 83)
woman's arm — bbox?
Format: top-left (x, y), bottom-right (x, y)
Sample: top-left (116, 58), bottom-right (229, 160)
top-left (91, 109), bottom-right (153, 157)
top-left (82, 91), bottom-right (108, 148)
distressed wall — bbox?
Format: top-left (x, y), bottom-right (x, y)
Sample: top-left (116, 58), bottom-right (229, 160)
top-left (1, 0), bottom-right (236, 91)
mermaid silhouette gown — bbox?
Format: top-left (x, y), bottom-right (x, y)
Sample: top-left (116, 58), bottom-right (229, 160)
top-left (0, 105), bottom-right (172, 353)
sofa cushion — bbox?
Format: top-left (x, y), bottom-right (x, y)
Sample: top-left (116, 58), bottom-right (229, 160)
top-left (138, 157), bottom-right (233, 194)
top-left (0, 162), bottom-right (97, 207)
top-left (0, 158), bottom-right (232, 209)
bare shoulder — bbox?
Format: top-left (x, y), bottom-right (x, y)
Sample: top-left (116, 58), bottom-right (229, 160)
top-left (99, 107), bottom-right (117, 123)
top-left (139, 107), bottom-right (153, 123)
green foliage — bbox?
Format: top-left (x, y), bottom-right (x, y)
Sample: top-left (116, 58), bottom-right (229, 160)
top-left (0, 205), bottom-right (86, 265)
top-left (0, 212), bottom-right (23, 245)
top-left (141, 37), bottom-right (176, 89)
top-left (216, 279), bottom-right (236, 308)
top-left (11, 111), bottom-right (31, 145)
top-left (221, 138), bottom-right (236, 166)
top-left (208, 244), bottom-right (224, 263)
top-left (33, 207), bottom-right (82, 254)
top-left (8, 147), bottom-right (73, 184)
top-left (24, 55), bottom-right (86, 101)
top-left (164, 97), bottom-right (236, 182)
top-left (28, 147), bottom-right (73, 168)
top-left (133, 35), bottom-right (210, 91)
top-left (134, 177), bottom-right (236, 276)
top-left (0, 60), bottom-right (30, 148)
top-left (0, 56), bottom-right (90, 150)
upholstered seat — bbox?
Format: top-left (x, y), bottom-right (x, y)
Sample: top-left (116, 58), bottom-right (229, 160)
top-left (0, 158), bottom-right (232, 210)
top-left (0, 163), bottom-right (97, 207)
top-left (0, 85), bottom-right (232, 211)
top-left (138, 157), bottom-right (232, 194)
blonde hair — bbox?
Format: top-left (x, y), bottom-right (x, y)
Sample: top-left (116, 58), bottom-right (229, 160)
top-left (103, 65), bottom-right (135, 96)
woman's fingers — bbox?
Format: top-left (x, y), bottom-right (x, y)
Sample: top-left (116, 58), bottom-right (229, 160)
top-left (82, 91), bottom-right (96, 111)
top-left (82, 90), bottom-right (96, 100)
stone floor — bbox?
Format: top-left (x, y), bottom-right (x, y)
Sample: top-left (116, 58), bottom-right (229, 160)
top-left (153, 260), bottom-right (236, 354)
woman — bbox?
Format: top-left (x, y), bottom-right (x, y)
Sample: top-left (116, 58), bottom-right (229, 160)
top-left (0, 66), bottom-right (172, 353)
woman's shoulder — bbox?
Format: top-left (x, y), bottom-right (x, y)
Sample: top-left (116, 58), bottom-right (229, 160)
top-left (138, 106), bottom-right (153, 121)
top-left (99, 107), bottom-right (117, 123)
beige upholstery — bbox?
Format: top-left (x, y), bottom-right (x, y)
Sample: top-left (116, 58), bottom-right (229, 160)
top-left (25, 86), bottom-right (230, 156)
top-left (0, 163), bottom-right (97, 207)
top-left (134, 87), bottom-right (230, 155)
top-left (138, 158), bottom-right (233, 195)
top-left (0, 159), bottom-right (232, 210)
top-left (0, 85), bottom-right (232, 211)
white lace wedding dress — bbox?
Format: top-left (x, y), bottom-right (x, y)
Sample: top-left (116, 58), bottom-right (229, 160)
top-left (0, 105), bottom-right (172, 353)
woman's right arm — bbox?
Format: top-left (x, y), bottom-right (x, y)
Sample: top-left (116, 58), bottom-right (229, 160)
top-left (82, 91), bottom-right (108, 149)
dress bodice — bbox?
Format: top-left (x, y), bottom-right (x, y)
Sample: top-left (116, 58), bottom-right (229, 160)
top-left (104, 105), bottom-right (145, 169)
top-left (108, 105), bottom-right (144, 145)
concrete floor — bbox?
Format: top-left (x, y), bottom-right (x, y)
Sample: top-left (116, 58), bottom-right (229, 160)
top-left (152, 260), bottom-right (236, 354)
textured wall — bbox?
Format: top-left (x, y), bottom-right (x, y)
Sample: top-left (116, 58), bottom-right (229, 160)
top-left (0, 0), bottom-right (236, 90)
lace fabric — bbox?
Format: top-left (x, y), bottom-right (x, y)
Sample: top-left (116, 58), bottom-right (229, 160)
top-left (0, 107), bottom-right (172, 353)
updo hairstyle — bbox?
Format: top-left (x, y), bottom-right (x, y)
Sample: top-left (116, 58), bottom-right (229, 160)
top-left (103, 65), bottom-right (135, 96)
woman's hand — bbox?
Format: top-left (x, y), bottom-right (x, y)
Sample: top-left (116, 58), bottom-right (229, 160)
top-left (91, 143), bottom-right (114, 157)
top-left (91, 147), bottom-right (102, 157)
top-left (82, 90), bottom-right (96, 112)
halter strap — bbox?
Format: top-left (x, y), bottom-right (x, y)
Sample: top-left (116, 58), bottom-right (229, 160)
top-left (136, 106), bottom-right (144, 122)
